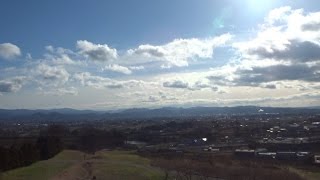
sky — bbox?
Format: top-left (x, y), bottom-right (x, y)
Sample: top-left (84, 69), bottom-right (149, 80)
top-left (0, 0), bottom-right (320, 110)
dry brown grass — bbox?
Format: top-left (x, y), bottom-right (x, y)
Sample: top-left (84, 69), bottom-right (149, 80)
top-left (151, 154), bottom-right (304, 180)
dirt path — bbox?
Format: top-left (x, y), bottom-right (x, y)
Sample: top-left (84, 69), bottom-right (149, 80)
top-left (51, 156), bottom-right (95, 180)
top-left (50, 162), bottom-right (88, 180)
top-left (50, 158), bottom-right (150, 180)
top-left (50, 152), bottom-right (158, 180)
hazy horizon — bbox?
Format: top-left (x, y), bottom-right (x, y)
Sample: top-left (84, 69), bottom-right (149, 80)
top-left (1, 105), bottom-right (320, 112)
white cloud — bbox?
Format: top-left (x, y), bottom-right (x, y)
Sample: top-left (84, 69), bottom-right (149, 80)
top-left (73, 72), bottom-right (114, 88)
top-left (129, 66), bottom-right (144, 70)
top-left (127, 33), bottom-right (232, 68)
top-left (45, 45), bottom-right (55, 52)
top-left (229, 7), bottom-right (320, 87)
top-left (43, 53), bottom-right (78, 65)
top-left (235, 7), bottom-right (320, 62)
top-left (163, 79), bottom-right (218, 91)
top-left (2, 6), bottom-right (320, 109)
top-left (77, 40), bottom-right (117, 62)
top-left (73, 72), bottom-right (149, 89)
top-left (26, 53), bottom-right (32, 60)
top-left (53, 54), bottom-right (77, 65)
top-left (163, 80), bottom-right (189, 89)
top-left (103, 64), bottom-right (132, 74)
top-left (0, 76), bottom-right (26, 92)
top-left (260, 83), bottom-right (277, 89)
top-left (41, 87), bottom-right (78, 96)
top-left (42, 45), bottom-right (85, 66)
top-left (0, 43), bottom-right (21, 60)
top-left (36, 63), bottom-right (70, 86)
top-left (264, 6), bottom-right (292, 25)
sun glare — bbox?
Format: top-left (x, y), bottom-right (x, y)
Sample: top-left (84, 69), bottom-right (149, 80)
top-left (246, 0), bottom-right (274, 12)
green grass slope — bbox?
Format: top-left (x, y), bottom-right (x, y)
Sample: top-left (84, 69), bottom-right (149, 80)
top-left (1, 150), bottom-right (165, 180)
top-left (92, 150), bottom-right (164, 180)
top-left (1, 150), bottom-right (84, 180)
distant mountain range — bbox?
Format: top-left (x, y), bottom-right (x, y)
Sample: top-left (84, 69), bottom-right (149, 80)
top-left (0, 106), bottom-right (320, 121)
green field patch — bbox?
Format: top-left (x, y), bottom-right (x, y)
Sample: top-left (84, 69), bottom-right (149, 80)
top-left (92, 162), bottom-right (164, 180)
top-left (92, 150), bottom-right (164, 180)
top-left (97, 150), bottom-right (150, 165)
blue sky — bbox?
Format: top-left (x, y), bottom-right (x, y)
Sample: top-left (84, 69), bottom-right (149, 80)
top-left (2, 0), bottom-right (315, 52)
top-left (1, 0), bottom-right (320, 109)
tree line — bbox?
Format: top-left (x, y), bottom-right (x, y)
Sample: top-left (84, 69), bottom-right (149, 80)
top-left (0, 135), bottom-right (62, 171)
top-left (0, 125), bottom-right (126, 172)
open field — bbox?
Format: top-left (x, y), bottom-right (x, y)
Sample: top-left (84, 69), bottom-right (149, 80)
top-left (1, 150), bottom-right (84, 180)
top-left (89, 150), bottom-right (164, 180)
top-left (2, 148), bottom-right (320, 180)
top-left (1, 150), bottom-right (164, 180)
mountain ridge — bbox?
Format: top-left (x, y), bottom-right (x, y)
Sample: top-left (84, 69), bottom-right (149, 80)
top-left (0, 106), bottom-right (319, 121)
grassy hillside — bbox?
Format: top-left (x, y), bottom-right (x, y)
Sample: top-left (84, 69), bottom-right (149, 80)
top-left (91, 150), bottom-right (164, 180)
top-left (1, 150), bottom-right (164, 180)
top-left (3, 148), bottom-right (320, 180)
top-left (1, 150), bottom-right (84, 180)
